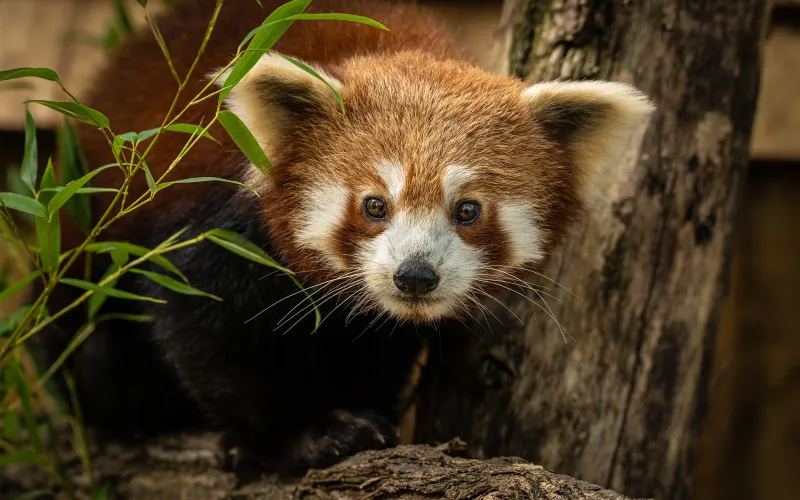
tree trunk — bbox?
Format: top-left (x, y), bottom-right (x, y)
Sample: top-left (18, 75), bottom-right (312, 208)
top-left (415, 1), bottom-right (767, 499)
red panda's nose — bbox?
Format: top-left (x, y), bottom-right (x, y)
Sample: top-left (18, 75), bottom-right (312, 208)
top-left (394, 260), bottom-right (439, 295)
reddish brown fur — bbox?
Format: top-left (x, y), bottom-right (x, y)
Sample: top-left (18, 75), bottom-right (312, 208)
top-left (65, 0), bottom-right (582, 292)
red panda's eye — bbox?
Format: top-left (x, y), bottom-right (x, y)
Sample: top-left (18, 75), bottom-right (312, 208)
top-left (364, 197), bottom-right (387, 220)
top-left (454, 201), bottom-right (481, 225)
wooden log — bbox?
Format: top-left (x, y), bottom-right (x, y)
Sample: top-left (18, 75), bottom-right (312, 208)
top-left (414, 1), bottom-right (768, 499)
top-left (0, 434), bottom-right (645, 499)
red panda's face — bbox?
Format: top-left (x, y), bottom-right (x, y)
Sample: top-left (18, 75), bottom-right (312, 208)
top-left (220, 53), bottom-right (653, 322)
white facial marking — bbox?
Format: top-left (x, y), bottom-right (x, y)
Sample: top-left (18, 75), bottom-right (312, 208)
top-left (357, 210), bottom-right (483, 320)
top-left (295, 183), bottom-right (349, 270)
top-left (442, 164), bottom-right (474, 203)
top-left (375, 160), bottom-right (405, 201)
top-left (498, 202), bottom-right (544, 265)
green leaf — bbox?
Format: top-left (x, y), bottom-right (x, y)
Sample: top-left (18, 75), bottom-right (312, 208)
top-left (91, 484), bottom-right (110, 500)
top-left (59, 121), bottom-right (92, 233)
top-left (3, 408), bottom-right (21, 440)
top-left (0, 450), bottom-right (40, 467)
top-left (21, 109), bottom-right (38, 194)
top-left (88, 263), bottom-right (118, 319)
top-left (284, 13), bottom-right (388, 30)
top-left (12, 489), bottom-right (52, 500)
top-left (85, 241), bottom-right (187, 282)
top-left (47, 163), bottom-right (117, 215)
top-left (130, 269), bottom-right (221, 301)
top-left (0, 193), bottom-right (47, 217)
top-left (218, 110), bottom-right (271, 176)
top-left (110, 249), bottom-right (129, 267)
top-left (220, 0), bottom-right (312, 104)
top-left (163, 123), bottom-right (216, 141)
top-left (95, 313), bottom-right (153, 323)
top-left (5, 165), bottom-right (30, 198)
top-left (0, 306), bottom-right (33, 337)
top-left (0, 67), bottom-right (60, 84)
top-left (135, 0), bottom-right (147, 7)
top-left (235, 12), bottom-right (386, 53)
top-left (276, 53), bottom-right (344, 112)
top-left (40, 186), bottom-right (118, 194)
top-left (13, 360), bottom-right (44, 453)
top-left (119, 123), bottom-right (216, 144)
top-left (36, 159), bottom-right (60, 273)
top-left (26, 100), bottom-right (109, 128)
top-left (61, 278), bottom-right (166, 303)
top-left (205, 228), bottom-right (289, 272)
top-left (155, 176), bottom-right (258, 196)
top-left (114, 0), bottom-right (134, 35)
top-left (141, 161), bottom-right (156, 193)
top-left (0, 271), bottom-right (41, 304)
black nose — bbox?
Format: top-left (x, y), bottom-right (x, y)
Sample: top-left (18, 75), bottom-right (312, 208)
top-left (394, 260), bottom-right (439, 295)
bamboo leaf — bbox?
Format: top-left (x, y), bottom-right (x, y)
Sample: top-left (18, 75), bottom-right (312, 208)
top-left (88, 264), bottom-right (117, 319)
top-left (155, 176), bottom-right (258, 196)
top-left (121, 124), bottom-right (215, 144)
top-left (36, 159), bottom-right (60, 273)
top-left (85, 242), bottom-right (187, 282)
top-left (0, 67), bottom-right (60, 84)
top-left (205, 228), bottom-right (289, 271)
top-left (0, 450), bottom-right (40, 466)
top-left (219, 0), bottom-right (312, 104)
top-left (14, 360), bottom-right (44, 453)
top-left (142, 161), bottom-right (156, 194)
top-left (218, 110), bottom-right (271, 175)
top-left (59, 121), bottom-right (92, 233)
top-left (40, 187), bottom-right (118, 194)
top-left (284, 13), bottom-right (388, 30)
top-left (21, 109), bottom-right (38, 193)
top-left (0, 193), bottom-right (47, 218)
top-left (26, 100), bottom-right (109, 128)
top-left (130, 269), bottom-right (221, 301)
top-left (2, 408), bottom-right (21, 440)
top-left (12, 489), bottom-right (52, 500)
top-left (47, 163), bottom-right (117, 215)
top-left (276, 53), bottom-right (344, 112)
top-left (61, 278), bottom-right (166, 303)
top-left (0, 271), bottom-right (41, 305)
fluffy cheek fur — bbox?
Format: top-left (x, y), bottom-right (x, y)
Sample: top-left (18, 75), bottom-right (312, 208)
top-left (292, 182), bottom-right (546, 322)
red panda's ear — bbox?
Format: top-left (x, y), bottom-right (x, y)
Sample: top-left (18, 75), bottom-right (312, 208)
top-left (522, 81), bottom-right (654, 200)
top-left (215, 53), bottom-right (342, 181)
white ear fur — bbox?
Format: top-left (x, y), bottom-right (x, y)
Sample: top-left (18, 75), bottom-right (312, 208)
top-left (522, 81), bottom-right (654, 200)
top-left (212, 53), bottom-right (342, 187)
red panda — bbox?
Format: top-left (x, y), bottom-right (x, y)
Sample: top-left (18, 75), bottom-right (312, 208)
top-left (41, 0), bottom-right (653, 474)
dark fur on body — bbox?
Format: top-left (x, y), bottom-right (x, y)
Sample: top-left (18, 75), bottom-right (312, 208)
top-left (42, 179), bottom-right (426, 472)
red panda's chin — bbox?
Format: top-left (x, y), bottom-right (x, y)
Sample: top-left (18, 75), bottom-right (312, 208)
top-left (377, 294), bottom-right (457, 323)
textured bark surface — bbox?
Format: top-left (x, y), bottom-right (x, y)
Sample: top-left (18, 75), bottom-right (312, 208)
top-left (416, 1), bottom-right (767, 500)
top-left (0, 434), bottom-right (643, 499)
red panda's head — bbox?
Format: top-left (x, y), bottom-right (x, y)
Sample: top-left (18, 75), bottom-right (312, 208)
top-left (218, 52), bottom-right (653, 322)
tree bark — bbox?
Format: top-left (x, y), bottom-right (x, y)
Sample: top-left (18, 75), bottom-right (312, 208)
top-left (415, 1), bottom-right (767, 499)
top-left (0, 433), bottom-right (644, 499)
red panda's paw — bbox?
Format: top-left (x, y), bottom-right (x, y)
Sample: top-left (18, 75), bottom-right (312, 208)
top-left (288, 409), bottom-right (399, 471)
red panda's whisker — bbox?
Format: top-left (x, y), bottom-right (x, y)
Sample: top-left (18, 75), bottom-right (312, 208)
top-left (470, 285), bottom-right (524, 327)
top-left (277, 279), bottom-right (366, 332)
top-left (491, 264), bottom-right (586, 307)
top-left (474, 278), bottom-right (564, 305)
top-left (246, 271), bottom-right (366, 324)
top-left (531, 289), bottom-right (575, 344)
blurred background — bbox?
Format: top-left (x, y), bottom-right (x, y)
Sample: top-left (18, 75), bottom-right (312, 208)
top-left (0, 1), bottom-right (797, 499)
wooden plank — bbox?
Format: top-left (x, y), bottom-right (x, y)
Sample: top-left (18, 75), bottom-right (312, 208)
top-left (0, 0), bottom-right (162, 130)
top-left (750, 24), bottom-right (800, 160)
